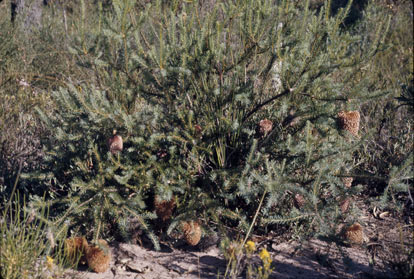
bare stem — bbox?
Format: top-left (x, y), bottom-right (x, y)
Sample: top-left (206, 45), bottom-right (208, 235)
top-left (242, 189), bottom-right (267, 246)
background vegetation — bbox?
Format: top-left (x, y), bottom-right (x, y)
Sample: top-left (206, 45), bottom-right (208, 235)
top-left (0, 0), bottom-right (412, 278)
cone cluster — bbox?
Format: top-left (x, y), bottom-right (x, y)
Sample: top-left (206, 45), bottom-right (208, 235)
top-left (64, 237), bottom-right (111, 273)
top-left (182, 221), bottom-right (202, 246)
top-left (337, 111), bottom-right (359, 216)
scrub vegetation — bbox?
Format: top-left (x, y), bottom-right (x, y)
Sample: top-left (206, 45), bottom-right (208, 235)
top-left (0, 0), bottom-right (412, 278)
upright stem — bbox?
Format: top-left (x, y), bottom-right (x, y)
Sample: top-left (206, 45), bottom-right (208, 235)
top-left (242, 189), bottom-right (267, 246)
top-left (5, 161), bottom-right (23, 222)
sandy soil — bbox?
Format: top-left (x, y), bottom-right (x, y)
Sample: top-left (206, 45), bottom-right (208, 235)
top-left (64, 200), bottom-right (413, 279)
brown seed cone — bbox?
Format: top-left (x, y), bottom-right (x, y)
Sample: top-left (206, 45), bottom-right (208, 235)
top-left (258, 119), bottom-right (273, 137)
top-left (108, 130), bottom-right (123, 154)
top-left (340, 198), bottom-right (351, 213)
top-left (344, 223), bottom-right (364, 244)
top-left (259, 119), bottom-right (273, 133)
top-left (154, 195), bottom-right (176, 222)
top-left (64, 237), bottom-right (88, 265)
top-left (86, 239), bottom-right (111, 273)
top-left (182, 221), bottom-right (202, 246)
top-left (337, 111), bottom-right (360, 137)
top-left (342, 177), bottom-right (353, 188)
top-left (293, 193), bottom-right (305, 209)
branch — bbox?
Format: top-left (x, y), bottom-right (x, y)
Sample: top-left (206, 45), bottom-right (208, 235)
top-left (243, 88), bottom-right (290, 123)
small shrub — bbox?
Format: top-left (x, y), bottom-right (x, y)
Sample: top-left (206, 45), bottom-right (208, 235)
top-left (30, 0), bottom-right (393, 249)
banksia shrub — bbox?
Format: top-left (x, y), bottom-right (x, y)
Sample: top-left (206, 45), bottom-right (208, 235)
top-left (182, 221), bottom-right (202, 246)
top-left (30, 0), bottom-right (389, 248)
top-left (64, 237), bottom-right (88, 266)
top-left (344, 223), bottom-right (364, 244)
top-left (86, 240), bottom-right (111, 273)
top-left (337, 111), bottom-right (361, 137)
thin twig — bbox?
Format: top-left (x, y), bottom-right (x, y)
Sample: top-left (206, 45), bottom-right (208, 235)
top-left (243, 89), bottom-right (290, 123)
top-left (242, 190), bottom-right (267, 246)
top-left (5, 160), bottom-right (23, 221)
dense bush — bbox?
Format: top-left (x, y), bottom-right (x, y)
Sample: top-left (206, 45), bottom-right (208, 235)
top-left (18, 0), bottom-right (402, 250)
top-left (0, 0), bottom-right (411, 255)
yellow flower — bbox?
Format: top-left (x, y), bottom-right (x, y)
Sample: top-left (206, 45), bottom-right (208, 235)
top-left (244, 240), bottom-right (256, 253)
top-left (46, 256), bottom-right (54, 271)
top-left (259, 248), bottom-right (272, 271)
top-left (259, 248), bottom-right (270, 261)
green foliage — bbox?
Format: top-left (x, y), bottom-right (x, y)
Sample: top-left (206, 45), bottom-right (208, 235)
top-left (378, 153), bottom-right (414, 209)
top-left (0, 2), bottom-right (411, 279)
top-left (31, 0), bottom-right (394, 248)
top-left (352, 0), bottom-right (413, 196)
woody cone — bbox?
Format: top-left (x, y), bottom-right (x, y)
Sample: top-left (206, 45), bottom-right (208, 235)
top-left (337, 111), bottom-right (360, 137)
top-left (108, 130), bottom-right (123, 154)
top-left (344, 223), bottom-right (364, 244)
top-left (154, 195), bottom-right (176, 222)
top-left (86, 239), bottom-right (111, 273)
top-left (182, 221), bottom-right (201, 246)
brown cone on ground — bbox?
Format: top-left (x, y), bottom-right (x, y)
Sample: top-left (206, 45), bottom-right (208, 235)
top-left (108, 130), bottom-right (123, 154)
top-left (86, 239), bottom-right (111, 273)
top-left (154, 195), bottom-right (176, 222)
top-left (344, 223), bottom-right (364, 244)
top-left (182, 221), bottom-right (202, 246)
top-left (337, 111), bottom-right (360, 137)
top-left (64, 237), bottom-right (88, 266)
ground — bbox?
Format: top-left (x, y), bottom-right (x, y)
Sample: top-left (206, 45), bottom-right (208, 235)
top-left (64, 198), bottom-right (413, 279)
